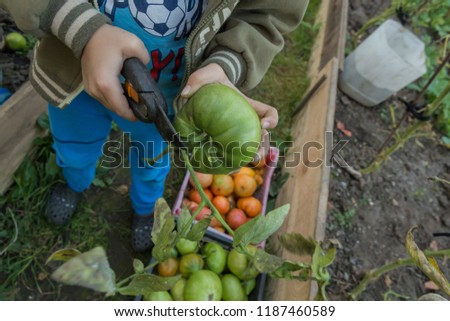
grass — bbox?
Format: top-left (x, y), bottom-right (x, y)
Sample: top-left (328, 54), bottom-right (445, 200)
top-left (248, 0), bottom-right (322, 153)
top-left (0, 117), bottom-right (120, 300)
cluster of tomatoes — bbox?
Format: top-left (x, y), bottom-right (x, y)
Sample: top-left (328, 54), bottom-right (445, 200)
top-left (183, 164), bottom-right (266, 234)
top-left (144, 239), bottom-right (259, 301)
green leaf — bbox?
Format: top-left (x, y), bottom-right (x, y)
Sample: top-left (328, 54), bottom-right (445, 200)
top-left (233, 204), bottom-right (290, 247)
top-left (311, 242), bottom-right (336, 281)
top-left (406, 226), bottom-right (450, 296)
top-left (45, 154), bottom-right (59, 177)
top-left (152, 229), bottom-right (176, 263)
top-left (186, 217), bottom-right (211, 242)
top-left (177, 206), bottom-right (191, 237)
top-left (279, 233), bottom-right (317, 256)
top-left (92, 178), bottom-right (106, 187)
top-left (118, 274), bottom-right (181, 296)
top-left (270, 260), bottom-right (311, 281)
top-left (51, 247), bottom-right (116, 295)
top-left (253, 248), bottom-right (284, 273)
top-left (133, 259), bottom-right (145, 274)
top-left (46, 248), bottom-right (81, 264)
top-left (36, 113), bottom-right (50, 129)
top-left (151, 199), bottom-right (176, 262)
top-left (151, 198), bottom-right (173, 243)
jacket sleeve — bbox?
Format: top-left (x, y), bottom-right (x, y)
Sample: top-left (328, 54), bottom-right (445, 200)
top-left (0, 0), bottom-right (110, 58)
top-left (202, 0), bottom-right (309, 91)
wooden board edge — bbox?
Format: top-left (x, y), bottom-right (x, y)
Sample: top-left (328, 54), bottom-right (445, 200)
top-left (0, 81), bottom-right (47, 195)
top-left (307, 0), bottom-right (329, 79)
top-left (267, 58), bottom-right (339, 301)
top-left (339, 0), bottom-right (349, 71)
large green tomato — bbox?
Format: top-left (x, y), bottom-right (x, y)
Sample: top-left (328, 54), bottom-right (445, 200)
top-left (221, 274), bottom-right (248, 301)
top-left (227, 245), bottom-right (259, 281)
top-left (202, 242), bottom-right (227, 275)
top-left (174, 84), bottom-right (261, 174)
top-left (184, 270), bottom-right (222, 301)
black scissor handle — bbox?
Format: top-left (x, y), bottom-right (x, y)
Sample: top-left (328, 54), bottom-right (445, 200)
top-left (121, 57), bottom-right (168, 122)
top-left (121, 58), bottom-right (187, 149)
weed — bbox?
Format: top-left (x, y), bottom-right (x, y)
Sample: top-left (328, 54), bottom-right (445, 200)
top-left (413, 187), bottom-right (427, 199)
top-left (329, 208), bottom-right (356, 231)
top-left (0, 115), bottom-right (111, 300)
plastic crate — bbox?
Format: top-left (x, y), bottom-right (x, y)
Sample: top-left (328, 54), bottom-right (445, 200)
top-left (172, 146), bottom-right (280, 246)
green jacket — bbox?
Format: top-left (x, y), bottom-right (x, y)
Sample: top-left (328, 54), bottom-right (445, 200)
top-left (0, 0), bottom-right (308, 110)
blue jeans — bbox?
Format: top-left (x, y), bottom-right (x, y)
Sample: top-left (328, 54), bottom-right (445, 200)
top-left (48, 91), bottom-right (170, 215)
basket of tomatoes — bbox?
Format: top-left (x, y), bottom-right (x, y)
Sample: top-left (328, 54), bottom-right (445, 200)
top-left (136, 234), bottom-right (267, 301)
top-left (172, 147), bottom-right (279, 245)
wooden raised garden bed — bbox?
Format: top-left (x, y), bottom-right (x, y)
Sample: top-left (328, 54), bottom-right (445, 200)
top-left (267, 0), bottom-right (349, 300)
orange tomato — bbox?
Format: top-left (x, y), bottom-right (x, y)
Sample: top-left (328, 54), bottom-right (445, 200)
top-left (231, 167), bottom-right (255, 177)
top-left (189, 172), bottom-right (213, 188)
top-left (210, 175), bottom-right (234, 196)
top-left (188, 188), bottom-right (213, 204)
top-left (237, 197), bottom-right (262, 217)
top-left (234, 174), bottom-right (257, 198)
top-left (212, 196), bottom-right (230, 216)
top-left (157, 257), bottom-right (179, 277)
top-left (191, 205), bottom-right (212, 220)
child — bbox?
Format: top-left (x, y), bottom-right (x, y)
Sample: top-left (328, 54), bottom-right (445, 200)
top-left (0, 0), bottom-right (309, 251)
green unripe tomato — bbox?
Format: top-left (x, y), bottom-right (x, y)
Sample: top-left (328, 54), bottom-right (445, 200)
top-left (5, 32), bottom-right (27, 51)
top-left (202, 242), bottom-right (227, 275)
top-left (174, 84), bottom-right (261, 174)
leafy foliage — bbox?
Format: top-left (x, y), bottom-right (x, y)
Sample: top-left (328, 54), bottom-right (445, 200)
top-left (48, 194), bottom-right (336, 300)
top-left (354, 0), bottom-right (450, 139)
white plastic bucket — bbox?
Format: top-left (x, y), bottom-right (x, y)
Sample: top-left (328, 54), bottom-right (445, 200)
top-left (339, 19), bottom-right (427, 106)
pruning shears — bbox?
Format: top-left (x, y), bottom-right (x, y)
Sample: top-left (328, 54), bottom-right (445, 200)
top-left (121, 57), bottom-right (186, 149)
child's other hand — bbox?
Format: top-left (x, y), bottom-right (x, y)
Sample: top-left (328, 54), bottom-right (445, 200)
top-left (180, 63), bottom-right (278, 130)
top-left (81, 24), bottom-right (150, 121)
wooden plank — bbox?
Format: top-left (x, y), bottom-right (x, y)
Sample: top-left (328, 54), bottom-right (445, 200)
top-left (320, 0), bottom-right (349, 71)
top-left (308, 0), bottom-right (330, 78)
top-left (268, 58), bottom-right (339, 301)
top-left (266, 0), bottom-right (348, 301)
top-left (0, 81), bottom-right (47, 194)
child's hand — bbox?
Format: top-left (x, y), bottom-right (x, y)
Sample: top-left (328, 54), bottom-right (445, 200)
top-left (181, 63), bottom-right (277, 163)
top-left (180, 63), bottom-right (278, 130)
top-left (81, 24), bottom-right (150, 121)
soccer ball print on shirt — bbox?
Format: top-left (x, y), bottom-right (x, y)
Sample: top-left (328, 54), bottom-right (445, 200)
top-left (98, 0), bottom-right (205, 40)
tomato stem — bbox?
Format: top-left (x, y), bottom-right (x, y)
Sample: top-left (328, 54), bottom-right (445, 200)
top-left (180, 149), bottom-right (235, 236)
top-left (192, 200), bottom-right (206, 220)
top-left (115, 260), bottom-right (159, 289)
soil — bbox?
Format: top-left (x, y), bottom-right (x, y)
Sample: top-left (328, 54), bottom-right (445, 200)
top-left (0, 9), bottom-right (30, 93)
top-left (325, 0), bottom-right (450, 301)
